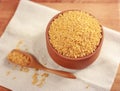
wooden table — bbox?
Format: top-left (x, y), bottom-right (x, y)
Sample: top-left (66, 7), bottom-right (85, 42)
top-left (0, 0), bottom-right (120, 91)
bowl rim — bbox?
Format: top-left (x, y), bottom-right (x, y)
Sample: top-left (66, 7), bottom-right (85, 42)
top-left (46, 9), bottom-right (104, 61)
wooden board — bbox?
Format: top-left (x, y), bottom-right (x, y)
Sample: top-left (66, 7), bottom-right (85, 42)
top-left (0, 0), bottom-right (120, 91)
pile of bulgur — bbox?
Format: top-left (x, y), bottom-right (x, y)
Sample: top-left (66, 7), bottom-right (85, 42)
top-left (49, 10), bottom-right (102, 58)
top-left (7, 50), bottom-right (30, 66)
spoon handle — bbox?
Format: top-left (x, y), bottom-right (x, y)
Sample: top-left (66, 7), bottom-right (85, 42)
top-left (44, 68), bottom-right (76, 79)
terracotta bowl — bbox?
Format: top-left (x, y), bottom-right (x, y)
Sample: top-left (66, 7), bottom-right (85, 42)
top-left (46, 10), bottom-right (104, 69)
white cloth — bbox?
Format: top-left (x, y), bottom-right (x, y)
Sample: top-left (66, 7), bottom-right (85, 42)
top-left (0, 0), bottom-right (120, 91)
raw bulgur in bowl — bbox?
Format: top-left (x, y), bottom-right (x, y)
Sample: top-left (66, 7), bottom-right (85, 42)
top-left (46, 10), bottom-right (103, 69)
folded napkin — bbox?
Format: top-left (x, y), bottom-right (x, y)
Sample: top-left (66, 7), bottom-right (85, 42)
top-left (0, 0), bottom-right (120, 91)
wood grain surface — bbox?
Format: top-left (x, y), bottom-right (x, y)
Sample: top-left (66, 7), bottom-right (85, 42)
top-left (0, 0), bottom-right (120, 91)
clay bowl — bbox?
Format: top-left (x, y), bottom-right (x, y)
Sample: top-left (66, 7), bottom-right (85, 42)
top-left (46, 10), bottom-right (104, 69)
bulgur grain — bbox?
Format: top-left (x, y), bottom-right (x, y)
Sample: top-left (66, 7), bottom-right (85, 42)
top-left (32, 72), bottom-right (39, 85)
top-left (12, 77), bottom-right (16, 80)
top-left (20, 67), bottom-right (29, 72)
top-left (6, 71), bottom-right (11, 76)
top-left (37, 73), bottom-right (49, 87)
top-left (16, 40), bottom-right (23, 49)
top-left (32, 72), bottom-right (49, 87)
top-left (49, 10), bottom-right (102, 58)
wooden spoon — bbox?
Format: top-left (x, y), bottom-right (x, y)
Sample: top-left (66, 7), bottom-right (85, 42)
top-left (7, 49), bottom-right (76, 79)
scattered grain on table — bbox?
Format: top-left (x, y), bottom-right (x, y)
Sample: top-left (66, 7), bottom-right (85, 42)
top-left (16, 40), bottom-right (24, 49)
top-left (6, 71), bottom-right (11, 76)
